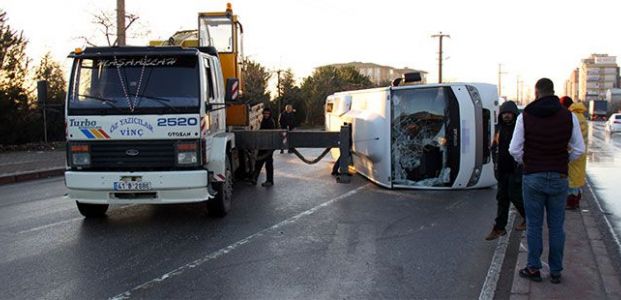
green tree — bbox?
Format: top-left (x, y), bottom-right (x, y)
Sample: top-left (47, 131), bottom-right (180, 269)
top-left (239, 59), bottom-right (271, 106)
top-left (300, 66), bottom-right (374, 125)
top-left (0, 10), bottom-right (33, 145)
top-left (34, 52), bottom-right (67, 141)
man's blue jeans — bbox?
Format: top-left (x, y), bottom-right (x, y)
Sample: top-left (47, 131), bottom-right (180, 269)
top-left (523, 172), bottom-right (568, 274)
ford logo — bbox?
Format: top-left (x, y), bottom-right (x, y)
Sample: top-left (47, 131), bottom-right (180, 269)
top-left (126, 149), bottom-right (140, 156)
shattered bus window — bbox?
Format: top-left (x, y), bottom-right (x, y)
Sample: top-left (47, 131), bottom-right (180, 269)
top-left (391, 87), bottom-right (458, 187)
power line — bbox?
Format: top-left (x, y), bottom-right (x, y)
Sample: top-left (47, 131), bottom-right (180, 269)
top-left (431, 32), bottom-right (450, 83)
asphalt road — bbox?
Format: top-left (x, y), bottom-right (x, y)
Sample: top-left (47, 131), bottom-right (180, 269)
top-left (0, 151), bottom-right (499, 299)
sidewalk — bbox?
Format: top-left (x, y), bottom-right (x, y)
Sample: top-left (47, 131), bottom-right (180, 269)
top-left (0, 150), bottom-right (65, 184)
top-left (509, 187), bottom-right (621, 299)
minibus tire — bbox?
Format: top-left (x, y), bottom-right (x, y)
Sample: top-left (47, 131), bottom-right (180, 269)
top-left (76, 201), bottom-right (109, 218)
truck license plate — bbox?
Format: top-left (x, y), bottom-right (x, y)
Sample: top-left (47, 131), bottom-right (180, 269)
top-left (113, 181), bottom-right (152, 191)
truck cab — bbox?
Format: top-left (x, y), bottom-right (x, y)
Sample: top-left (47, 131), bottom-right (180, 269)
top-left (65, 46), bottom-right (236, 217)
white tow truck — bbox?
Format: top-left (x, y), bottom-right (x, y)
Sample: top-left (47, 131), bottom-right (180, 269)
top-left (64, 46), bottom-right (243, 217)
top-left (59, 5), bottom-right (353, 218)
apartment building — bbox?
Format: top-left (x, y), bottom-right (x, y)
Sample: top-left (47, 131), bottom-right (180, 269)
top-left (578, 54), bottom-right (619, 102)
top-left (564, 68), bottom-right (579, 100)
top-left (328, 62), bottom-right (427, 85)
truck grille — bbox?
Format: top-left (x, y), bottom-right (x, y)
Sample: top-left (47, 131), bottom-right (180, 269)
top-left (87, 140), bottom-right (178, 171)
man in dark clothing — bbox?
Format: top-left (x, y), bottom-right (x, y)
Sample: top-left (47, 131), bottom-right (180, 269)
top-left (486, 101), bottom-right (527, 241)
top-left (509, 78), bottom-right (585, 284)
top-left (279, 104), bottom-right (296, 153)
top-left (252, 108), bottom-right (276, 187)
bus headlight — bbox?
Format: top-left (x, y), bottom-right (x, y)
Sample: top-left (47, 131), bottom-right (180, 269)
top-left (467, 167), bottom-right (481, 187)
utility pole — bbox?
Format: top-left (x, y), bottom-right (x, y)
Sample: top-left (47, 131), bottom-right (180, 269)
top-left (276, 69), bottom-right (282, 115)
top-left (516, 76), bottom-right (520, 104)
top-left (431, 32), bottom-right (450, 83)
top-left (497, 64), bottom-right (507, 98)
top-left (116, 0), bottom-right (126, 46)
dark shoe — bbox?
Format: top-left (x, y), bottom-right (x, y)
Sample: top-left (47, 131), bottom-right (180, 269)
top-left (515, 220), bottom-right (527, 231)
top-left (550, 273), bottom-right (562, 284)
top-left (280, 150), bottom-right (284, 154)
top-left (261, 181), bottom-right (273, 187)
top-left (519, 267), bottom-right (542, 282)
top-left (566, 194), bottom-right (579, 210)
top-left (249, 178), bottom-right (257, 186)
top-left (485, 228), bottom-right (507, 241)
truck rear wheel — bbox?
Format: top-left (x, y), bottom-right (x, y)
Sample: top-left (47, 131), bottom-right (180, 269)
top-left (76, 201), bottom-right (109, 218)
top-left (208, 155), bottom-right (233, 217)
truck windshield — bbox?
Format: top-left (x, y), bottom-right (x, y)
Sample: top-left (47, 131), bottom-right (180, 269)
top-left (68, 56), bottom-right (199, 114)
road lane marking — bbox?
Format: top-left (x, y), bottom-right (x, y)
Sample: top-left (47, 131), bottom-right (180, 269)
top-left (479, 210), bottom-right (515, 300)
top-left (109, 184), bottom-right (370, 300)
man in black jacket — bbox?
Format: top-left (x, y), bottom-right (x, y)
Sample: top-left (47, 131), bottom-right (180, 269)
top-left (252, 108), bottom-right (276, 187)
top-left (486, 101), bottom-right (527, 240)
top-left (279, 104), bottom-right (296, 153)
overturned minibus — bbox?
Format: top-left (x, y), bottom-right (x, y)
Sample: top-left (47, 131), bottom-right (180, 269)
top-left (325, 82), bottom-right (498, 189)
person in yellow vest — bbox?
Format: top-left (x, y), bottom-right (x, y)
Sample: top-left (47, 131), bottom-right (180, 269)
top-left (559, 96), bottom-right (587, 209)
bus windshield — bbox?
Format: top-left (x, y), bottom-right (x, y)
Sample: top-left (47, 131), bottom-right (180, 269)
top-left (68, 56), bottom-right (200, 115)
top-left (391, 87), bottom-right (460, 187)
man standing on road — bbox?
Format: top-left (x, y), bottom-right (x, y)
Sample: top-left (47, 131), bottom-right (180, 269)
top-left (279, 104), bottom-right (296, 153)
top-left (251, 108), bottom-right (276, 187)
top-left (509, 78), bottom-right (585, 284)
top-left (486, 101), bottom-right (526, 241)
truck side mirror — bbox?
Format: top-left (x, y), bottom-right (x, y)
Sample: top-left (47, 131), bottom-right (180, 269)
top-left (37, 80), bottom-right (48, 106)
top-left (225, 78), bottom-right (239, 102)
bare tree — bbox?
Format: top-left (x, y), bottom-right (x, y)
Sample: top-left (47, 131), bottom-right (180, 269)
top-left (77, 10), bottom-right (149, 47)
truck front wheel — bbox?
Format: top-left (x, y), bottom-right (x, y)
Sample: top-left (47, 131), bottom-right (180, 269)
top-left (76, 201), bottom-right (109, 218)
top-left (208, 155), bottom-right (233, 217)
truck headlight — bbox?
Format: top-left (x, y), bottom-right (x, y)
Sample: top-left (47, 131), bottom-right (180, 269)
top-left (70, 144), bottom-right (91, 167)
top-left (176, 142), bottom-right (199, 166)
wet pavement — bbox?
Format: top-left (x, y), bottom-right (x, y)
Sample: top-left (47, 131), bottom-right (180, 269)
top-left (0, 150), bottom-right (501, 299)
top-left (586, 121), bottom-right (621, 244)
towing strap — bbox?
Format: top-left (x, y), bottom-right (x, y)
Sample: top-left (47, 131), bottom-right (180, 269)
top-left (290, 148), bottom-right (332, 165)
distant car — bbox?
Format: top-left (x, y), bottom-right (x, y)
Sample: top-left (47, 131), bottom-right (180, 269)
top-left (605, 113), bottom-right (621, 134)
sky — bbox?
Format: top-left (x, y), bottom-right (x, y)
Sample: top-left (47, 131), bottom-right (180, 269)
top-left (3, 0), bottom-right (621, 100)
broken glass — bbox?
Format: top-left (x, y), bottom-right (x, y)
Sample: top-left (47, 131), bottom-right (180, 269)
top-left (391, 87), bottom-right (456, 187)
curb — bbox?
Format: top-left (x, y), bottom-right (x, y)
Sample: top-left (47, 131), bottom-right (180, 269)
top-left (0, 168), bottom-right (65, 186)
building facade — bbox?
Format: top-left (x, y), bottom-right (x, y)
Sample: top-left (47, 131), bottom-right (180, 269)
top-left (577, 54), bottom-right (619, 102)
top-left (328, 62), bottom-right (427, 86)
top-left (564, 68), bottom-right (580, 101)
